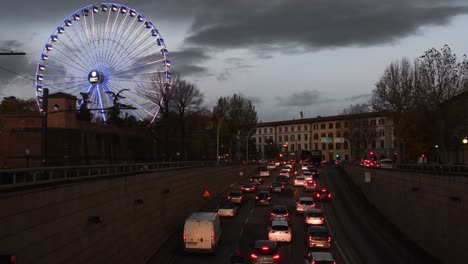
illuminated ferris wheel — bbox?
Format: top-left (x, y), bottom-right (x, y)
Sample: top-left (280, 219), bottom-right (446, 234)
top-left (34, 3), bottom-right (172, 124)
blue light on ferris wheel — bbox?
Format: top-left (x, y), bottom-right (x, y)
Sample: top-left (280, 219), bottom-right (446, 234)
top-left (120, 6), bottom-right (128, 14)
top-left (36, 85), bottom-right (43, 92)
top-left (161, 49), bottom-right (168, 56)
top-left (151, 29), bottom-right (159, 36)
top-left (45, 44), bottom-right (53, 51)
top-left (57, 27), bottom-right (65, 34)
top-left (50, 35), bottom-right (58, 42)
top-left (166, 72), bottom-right (172, 79)
top-left (137, 15), bottom-right (145, 22)
top-left (73, 14), bottom-right (80, 21)
top-left (163, 59), bottom-right (171, 67)
top-left (41, 54), bottom-right (49, 61)
top-left (37, 74), bottom-right (43, 81)
top-left (145, 21), bottom-right (153, 28)
top-left (92, 6), bottom-right (99, 13)
top-left (64, 20), bottom-right (72, 27)
top-left (129, 9), bottom-right (137, 17)
top-left (111, 4), bottom-right (118, 12)
top-left (38, 64), bottom-right (45, 71)
top-left (100, 4), bottom-right (108, 12)
top-left (157, 38), bottom-right (165, 46)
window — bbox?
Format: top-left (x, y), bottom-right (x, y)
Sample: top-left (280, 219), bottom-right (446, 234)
top-left (321, 132), bottom-right (326, 138)
top-left (279, 127), bottom-right (282, 133)
top-left (279, 135), bottom-right (282, 142)
top-left (379, 130), bottom-right (385, 137)
top-left (304, 143), bottom-right (308, 149)
top-left (270, 128), bottom-right (273, 133)
top-left (344, 122), bottom-right (349, 128)
top-left (291, 126), bottom-right (295, 132)
top-left (380, 140), bottom-right (384, 148)
top-left (313, 124), bottom-right (318, 130)
top-left (344, 141), bottom-right (349, 149)
top-left (372, 141), bottom-right (376, 148)
top-left (379, 119), bottom-right (385, 125)
top-left (328, 143), bottom-right (334, 149)
top-left (314, 143), bottom-right (318, 149)
top-left (291, 144), bottom-right (295, 151)
top-left (305, 125), bottom-right (308, 131)
top-left (336, 122), bottom-right (341, 129)
top-left (264, 128), bottom-right (267, 134)
top-left (344, 131), bottom-right (349, 138)
top-left (329, 123), bottom-right (333, 129)
top-left (298, 125), bottom-right (301, 131)
top-left (264, 136), bottom-right (267, 143)
top-left (304, 134), bottom-right (308, 141)
top-left (322, 143), bottom-right (326, 150)
top-left (328, 132), bottom-right (333, 138)
top-left (285, 127), bottom-right (288, 132)
top-left (336, 131), bottom-right (341, 137)
top-left (314, 134), bottom-right (319, 140)
top-left (336, 143), bottom-right (341, 150)
top-left (258, 129), bottom-right (261, 135)
top-left (284, 135), bottom-right (289, 142)
top-left (321, 123), bottom-right (326, 129)
top-left (370, 119), bottom-right (376, 126)
top-left (291, 135), bottom-right (295, 141)
top-left (259, 137), bottom-right (262, 143)
top-left (298, 134), bottom-right (301, 141)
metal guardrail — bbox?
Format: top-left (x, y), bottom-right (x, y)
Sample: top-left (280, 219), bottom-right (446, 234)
top-left (0, 161), bottom-right (218, 189)
top-left (340, 161), bottom-right (468, 176)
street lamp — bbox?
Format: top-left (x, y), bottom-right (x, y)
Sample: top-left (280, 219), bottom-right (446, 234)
top-left (216, 108), bottom-right (241, 164)
top-left (245, 127), bottom-right (257, 163)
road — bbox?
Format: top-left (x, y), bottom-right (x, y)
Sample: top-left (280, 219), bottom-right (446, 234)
top-left (148, 164), bottom-right (440, 264)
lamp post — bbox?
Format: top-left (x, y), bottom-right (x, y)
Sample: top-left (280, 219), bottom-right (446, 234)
top-left (216, 108), bottom-right (241, 164)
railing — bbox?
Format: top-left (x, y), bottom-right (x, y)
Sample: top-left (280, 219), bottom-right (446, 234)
top-left (0, 161), bottom-right (217, 189)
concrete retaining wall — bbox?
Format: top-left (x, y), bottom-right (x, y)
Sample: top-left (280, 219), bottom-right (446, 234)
top-left (0, 165), bottom-right (258, 264)
top-left (341, 165), bottom-right (468, 263)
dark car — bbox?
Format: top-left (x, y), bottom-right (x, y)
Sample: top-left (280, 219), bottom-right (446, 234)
top-left (270, 205), bottom-right (290, 223)
top-left (314, 187), bottom-right (332, 201)
top-left (255, 191), bottom-right (272, 205)
top-left (270, 182), bottom-right (284, 193)
top-left (308, 166), bottom-right (319, 178)
top-left (275, 175), bottom-right (288, 183)
top-left (249, 240), bottom-right (280, 264)
top-left (241, 182), bottom-right (257, 192)
top-left (227, 190), bottom-right (244, 204)
top-left (306, 226), bottom-right (331, 249)
top-left (250, 175), bottom-right (263, 185)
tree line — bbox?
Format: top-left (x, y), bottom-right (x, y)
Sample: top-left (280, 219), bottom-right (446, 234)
top-left (344, 45), bottom-right (468, 162)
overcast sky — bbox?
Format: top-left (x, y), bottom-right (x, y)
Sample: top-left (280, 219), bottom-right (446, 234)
top-left (1, 0), bottom-right (467, 122)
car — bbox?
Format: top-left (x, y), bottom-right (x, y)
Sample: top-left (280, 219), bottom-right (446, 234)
top-left (227, 190), bottom-right (244, 204)
top-left (304, 208), bottom-right (325, 225)
top-left (241, 182), bottom-right (257, 192)
top-left (301, 162), bottom-right (310, 170)
top-left (255, 191), bottom-right (272, 205)
top-left (274, 160), bottom-right (281, 167)
top-left (268, 220), bottom-right (292, 242)
top-left (279, 169), bottom-right (290, 178)
top-left (306, 226), bottom-right (332, 249)
top-left (284, 164), bottom-right (292, 170)
top-left (249, 240), bottom-right (281, 264)
top-left (267, 163), bottom-right (276, 170)
top-left (270, 182), bottom-right (285, 193)
top-left (379, 158), bottom-right (393, 168)
top-left (302, 171), bottom-right (313, 180)
top-left (276, 175), bottom-right (288, 183)
top-left (308, 166), bottom-right (319, 178)
top-left (218, 200), bottom-right (238, 217)
top-left (304, 252), bottom-right (336, 264)
top-left (304, 180), bottom-right (317, 192)
top-left (296, 197), bottom-right (315, 213)
top-left (294, 176), bottom-right (306, 186)
top-left (250, 175), bottom-right (264, 185)
top-left (270, 205), bottom-right (290, 223)
top-left (259, 166), bottom-right (270, 177)
top-left (314, 187), bottom-right (332, 201)
top-left (183, 212), bottom-right (221, 252)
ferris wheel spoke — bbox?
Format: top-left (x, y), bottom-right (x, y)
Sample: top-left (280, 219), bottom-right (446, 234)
top-left (53, 39), bottom-right (91, 70)
top-left (111, 42), bottom-right (163, 73)
top-left (54, 83), bottom-right (88, 95)
top-left (60, 26), bottom-right (95, 68)
top-left (48, 46), bottom-right (90, 73)
top-left (46, 54), bottom-right (88, 75)
top-left (42, 79), bottom-right (87, 87)
top-left (111, 69), bottom-right (168, 78)
top-left (106, 12), bottom-right (131, 67)
top-left (112, 54), bottom-right (165, 75)
top-left (71, 23), bottom-right (97, 67)
top-left (80, 14), bottom-right (100, 68)
top-left (108, 30), bottom-right (154, 72)
top-left (107, 82), bottom-right (156, 117)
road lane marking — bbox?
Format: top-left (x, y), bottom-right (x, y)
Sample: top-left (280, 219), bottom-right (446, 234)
top-left (321, 204), bottom-right (351, 264)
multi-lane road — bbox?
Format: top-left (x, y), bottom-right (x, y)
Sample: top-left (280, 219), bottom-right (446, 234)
top-left (149, 164), bottom-right (440, 264)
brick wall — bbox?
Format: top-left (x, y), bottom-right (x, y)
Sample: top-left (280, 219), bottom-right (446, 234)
top-left (0, 165), bottom-right (258, 264)
top-left (341, 165), bottom-right (468, 263)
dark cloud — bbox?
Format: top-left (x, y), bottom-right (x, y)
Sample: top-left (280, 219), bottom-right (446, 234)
top-left (170, 48), bottom-right (211, 76)
top-left (275, 90), bottom-right (325, 107)
top-left (237, 93), bottom-right (262, 104)
top-left (185, 0), bottom-right (468, 54)
top-left (346, 93), bottom-right (372, 102)
top-left (216, 57), bottom-right (253, 82)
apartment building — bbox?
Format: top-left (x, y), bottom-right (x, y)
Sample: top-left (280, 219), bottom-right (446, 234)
top-left (253, 112), bottom-right (396, 161)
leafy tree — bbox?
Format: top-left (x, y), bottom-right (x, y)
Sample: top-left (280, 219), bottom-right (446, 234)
top-left (0, 96), bottom-right (38, 115)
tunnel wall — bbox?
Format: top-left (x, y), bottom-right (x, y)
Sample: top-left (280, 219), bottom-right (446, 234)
top-left (340, 165), bottom-right (468, 263)
top-left (0, 165), bottom-right (258, 264)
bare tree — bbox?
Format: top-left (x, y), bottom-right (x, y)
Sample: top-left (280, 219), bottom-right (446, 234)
top-left (171, 80), bottom-right (204, 159)
top-left (341, 103), bottom-right (371, 115)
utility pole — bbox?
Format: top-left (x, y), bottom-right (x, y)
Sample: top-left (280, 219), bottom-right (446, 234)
top-left (0, 49), bottom-right (26, 55)
top-left (41, 88), bottom-right (49, 167)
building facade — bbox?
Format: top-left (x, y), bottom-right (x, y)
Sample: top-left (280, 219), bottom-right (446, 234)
top-left (253, 112), bottom-right (396, 162)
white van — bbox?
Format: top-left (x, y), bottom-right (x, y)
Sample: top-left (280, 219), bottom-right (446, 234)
top-left (183, 212), bottom-right (221, 253)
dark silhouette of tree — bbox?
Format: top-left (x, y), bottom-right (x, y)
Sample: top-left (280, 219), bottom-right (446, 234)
top-left (105, 89), bottom-right (135, 125)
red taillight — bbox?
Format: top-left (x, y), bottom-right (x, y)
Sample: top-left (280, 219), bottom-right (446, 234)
top-left (10, 256), bottom-right (16, 264)
top-left (308, 236), bottom-right (313, 241)
top-left (239, 196), bottom-right (243, 200)
top-left (273, 254), bottom-right (280, 260)
top-left (312, 261), bottom-right (316, 264)
top-left (328, 236), bottom-right (332, 242)
top-left (250, 253), bottom-right (258, 259)
top-left (261, 246), bottom-right (269, 251)
top-left (328, 193), bottom-right (332, 198)
top-left (270, 185), bottom-right (273, 188)
top-left (267, 196), bottom-right (271, 200)
top-left (316, 193), bottom-right (320, 198)
top-left (284, 212), bottom-right (289, 217)
top-left (306, 216), bottom-right (310, 220)
top-left (227, 195), bottom-right (231, 200)
top-left (321, 217), bottom-right (325, 221)
top-left (183, 234), bottom-right (186, 242)
top-left (211, 235), bottom-right (215, 241)
top-left (270, 212), bottom-right (276, 217)
top-left (255, 196), bottom-right (259, 200)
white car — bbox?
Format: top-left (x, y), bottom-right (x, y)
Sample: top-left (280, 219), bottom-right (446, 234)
top-left (296, 197), bottom-right (315, 213)
top-left (217, 201), bottom-right (237, 217)
top-left (267, 163), bottom-right (276, 170)
top-left (294, 176), bottom-right (306, 186)
top-left (304, 209), bottom-right (325, 225)
top-left (284, 164), bottom-right (292, 170)
top-left (301, 162), bottom-right (310, 170)
top-left (268, 220), bottom-right (292, 242)
top-left (302, 171), bottom-right (313, 181)
top-left (279, 169), bottom-right (290, 178)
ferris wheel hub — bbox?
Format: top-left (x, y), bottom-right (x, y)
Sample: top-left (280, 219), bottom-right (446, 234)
top-left (88, 70), bottom-right (104, 85)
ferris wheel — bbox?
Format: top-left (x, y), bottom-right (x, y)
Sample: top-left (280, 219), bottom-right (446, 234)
top-left (34, 3), bottom-right (172, 124)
